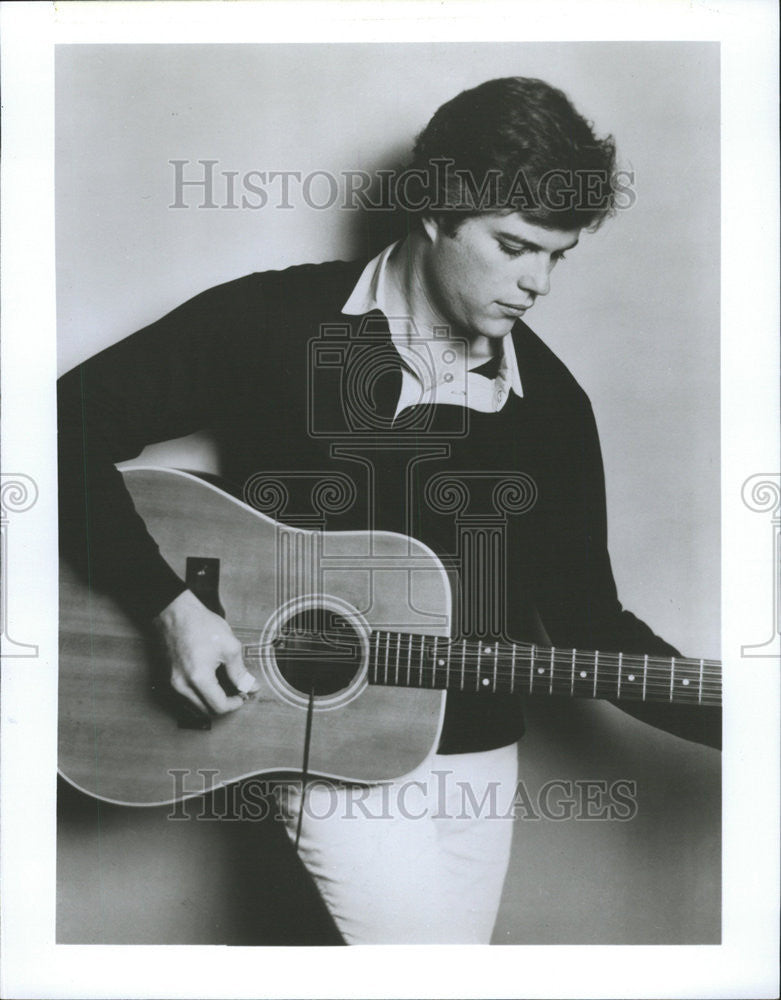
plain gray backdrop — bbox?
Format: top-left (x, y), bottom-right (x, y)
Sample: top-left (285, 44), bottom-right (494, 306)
top-left (56, 41), bottom-right (721, 945)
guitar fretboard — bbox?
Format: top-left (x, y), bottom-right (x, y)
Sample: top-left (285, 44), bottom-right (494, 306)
top-left (368, 632), bottom-right (721, 706)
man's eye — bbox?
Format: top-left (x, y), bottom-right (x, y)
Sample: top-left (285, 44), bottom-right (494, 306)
top-left (498, 242), bottom-right (568, 263)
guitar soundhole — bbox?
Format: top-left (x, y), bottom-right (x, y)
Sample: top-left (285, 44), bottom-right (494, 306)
top-left (274, 609), bottom-right (363, 697)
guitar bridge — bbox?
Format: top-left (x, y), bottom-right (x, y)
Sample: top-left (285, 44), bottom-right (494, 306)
top-left (175, 698), bottom-right (212, 731)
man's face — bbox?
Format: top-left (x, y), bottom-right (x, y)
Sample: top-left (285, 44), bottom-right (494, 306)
top-left (420, 213), bottom-right (581, 341)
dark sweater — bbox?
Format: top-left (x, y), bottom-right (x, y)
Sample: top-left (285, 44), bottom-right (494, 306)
top-left (58, 259), bottom-right (721, 750)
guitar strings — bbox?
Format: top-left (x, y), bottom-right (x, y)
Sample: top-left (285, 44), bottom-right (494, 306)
top-left (247, 627), bottom-right (722, 674)
top-left (232, 626), bottom-right (722, 704)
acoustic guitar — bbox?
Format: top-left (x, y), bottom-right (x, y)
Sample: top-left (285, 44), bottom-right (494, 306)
top-left (58, 468), bottom-right (722, 806)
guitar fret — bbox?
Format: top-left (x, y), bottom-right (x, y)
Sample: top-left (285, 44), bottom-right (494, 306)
top-left (675, 660), bottom-right (699, 701)
top-left (370, 631), bottom-right (720, 706)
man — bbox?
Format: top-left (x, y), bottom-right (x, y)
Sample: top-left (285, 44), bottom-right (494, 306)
top-left (58, 76), bottom-right (720, 945)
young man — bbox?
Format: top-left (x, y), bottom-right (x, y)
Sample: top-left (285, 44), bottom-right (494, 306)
top-left (58, 77), bottom-right (720, 944)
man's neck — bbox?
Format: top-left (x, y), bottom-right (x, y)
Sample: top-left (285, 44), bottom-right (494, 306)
top-left (393, 233), bottom-right (502, 368)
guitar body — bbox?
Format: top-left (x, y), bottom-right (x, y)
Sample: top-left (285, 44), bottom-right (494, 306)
top-left (59, 468), bottom-right (451, 805)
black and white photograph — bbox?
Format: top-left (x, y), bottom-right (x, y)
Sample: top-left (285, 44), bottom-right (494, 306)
top-left (0, 2), bottom-right (778, 998)
top-left (55, 38), bottom-right (725, 948)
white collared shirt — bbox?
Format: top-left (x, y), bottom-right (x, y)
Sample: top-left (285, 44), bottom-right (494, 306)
top-left (342, 241), bottom-right (523, 419)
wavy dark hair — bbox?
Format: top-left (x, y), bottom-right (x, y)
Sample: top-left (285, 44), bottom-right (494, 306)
top-left (410, 77), bottom-right (618, 233)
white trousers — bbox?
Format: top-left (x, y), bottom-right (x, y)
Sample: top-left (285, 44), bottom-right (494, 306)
top-left (274, 742), bottom-right (519, 944)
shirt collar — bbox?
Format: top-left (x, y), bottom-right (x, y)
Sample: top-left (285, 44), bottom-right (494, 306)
top-left (342, 240), bottom-right (524, 400)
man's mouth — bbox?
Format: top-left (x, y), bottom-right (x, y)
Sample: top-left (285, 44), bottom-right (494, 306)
top-left (498, 302), bottom-right (531, 316)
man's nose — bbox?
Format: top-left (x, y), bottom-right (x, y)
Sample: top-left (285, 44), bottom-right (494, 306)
top-left (518, 258), bottom-right (551, 297)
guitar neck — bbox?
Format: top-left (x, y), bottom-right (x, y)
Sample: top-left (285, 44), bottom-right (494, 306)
top-left (368, 632), bottom-right (722, 707)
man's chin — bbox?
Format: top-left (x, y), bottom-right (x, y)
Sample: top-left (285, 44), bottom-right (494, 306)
top-left (483, 321), bottom-right (516, 339)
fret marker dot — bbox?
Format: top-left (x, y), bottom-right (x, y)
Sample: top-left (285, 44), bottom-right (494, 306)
top-left (481, 677), bottom-right (490, 687)
top-left (537, 667), bottom-right (545, 674)
top-left (682, 678), bottom-right (690, 686)
top-left (437, 659), bottom-right (445, 666)
top-left (627, 674), bottom-right (635, 682)
top-left (484, 646), bottom-right (492, 654)
top-left (579, 670), bottom-right (587, 679)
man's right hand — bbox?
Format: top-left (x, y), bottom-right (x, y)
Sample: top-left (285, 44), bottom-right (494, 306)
top-left (153, 589), bottom-right (260, 715)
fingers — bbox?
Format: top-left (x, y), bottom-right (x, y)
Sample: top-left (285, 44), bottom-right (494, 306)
top-left (221, 641), bottom-right (261, 695)
top-left (173, 665), bottom-right (247, 715)
top-left (173, 640), bottom-right (257, 715)
top-left (191, 675), bottom-right (246, 715)
top-left (156, 592), bottom-right (257, 716)
top-left (170, 671), bottom-right (212, 715)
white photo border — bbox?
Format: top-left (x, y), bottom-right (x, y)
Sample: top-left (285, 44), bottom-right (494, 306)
top-left (1, 1), bottom-right (779, 998)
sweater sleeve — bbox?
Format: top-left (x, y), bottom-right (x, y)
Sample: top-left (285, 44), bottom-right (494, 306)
top-left (58, 274), bottom-right (269, 620)
top-left (535, 397), bottom-right (721, 749)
